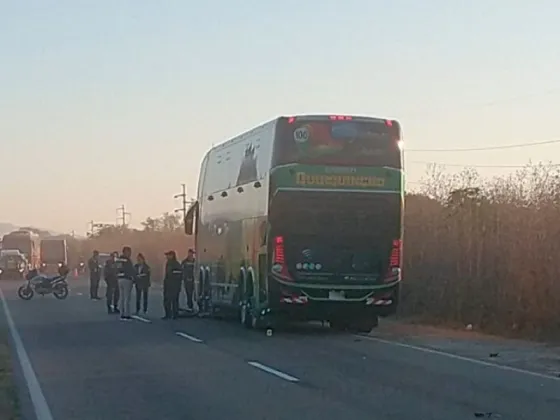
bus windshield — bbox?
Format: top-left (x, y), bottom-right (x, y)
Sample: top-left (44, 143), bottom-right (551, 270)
top-left (276, 118), bottom-right (402, 168)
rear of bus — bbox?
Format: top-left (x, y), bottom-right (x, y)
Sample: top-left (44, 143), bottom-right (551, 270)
top-left (268, 115), bottom-right (403, 331)
top-left (40, 240), bottom-right (68, 275)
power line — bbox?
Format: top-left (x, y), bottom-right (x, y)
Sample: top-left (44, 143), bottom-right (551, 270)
top-left (401, 87), bottom-right (560, 118)
top-left (406, 139), bottom-right (560, 153)
top-left (407, 160), bottom-right (560, 169)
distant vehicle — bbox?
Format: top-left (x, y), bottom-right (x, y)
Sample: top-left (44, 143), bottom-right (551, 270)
top-left (98, 252), bottom-right (112, 266)
top-left (0, 249), bottom-right (28, 280)
top-left (1, 230), bottom-right (41, 269)
top-left (40, 237), bottom-right (68, 275)
top-left (185, 114), bottom-right (404, 333)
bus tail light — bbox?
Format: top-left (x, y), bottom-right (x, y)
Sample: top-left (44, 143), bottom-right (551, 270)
top-left (272, 236), bottom-right (292, 280)
top-left (329, 115), bottom-right (352, 121)
top-left (274, 236), bottom-right (285, 264)
top-left (385, 239), bottom-right (402, 283)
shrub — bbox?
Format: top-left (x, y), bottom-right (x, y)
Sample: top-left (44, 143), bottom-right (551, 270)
top-left (402, 163), bottom-right (560, 339)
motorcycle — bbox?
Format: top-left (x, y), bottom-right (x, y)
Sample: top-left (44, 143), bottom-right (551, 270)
top-left (77, 261), bottom-right (86, 275)
top-left (17, 269), bottom-right (69, 300)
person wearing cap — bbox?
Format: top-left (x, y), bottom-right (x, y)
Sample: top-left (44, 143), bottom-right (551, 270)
top-left (181, 249), bottom-right (196, 311)
top-left (162, 250), bottom-right (183, 320)
top-left (115, 246), bottom-right (136, 320)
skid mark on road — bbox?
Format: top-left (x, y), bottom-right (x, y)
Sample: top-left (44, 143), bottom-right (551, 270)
top-left (248, 361), bottom-right (300, 383)
top-left (0, 288), bottom-right (55, 420)
top-left (176, 332), bottom-right (204, 343)
top-left (358, 334), bottom-right (560, 382)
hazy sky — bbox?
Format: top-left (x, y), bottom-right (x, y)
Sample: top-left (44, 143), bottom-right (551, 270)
top-left (1, 0), bottom-right (559, 234)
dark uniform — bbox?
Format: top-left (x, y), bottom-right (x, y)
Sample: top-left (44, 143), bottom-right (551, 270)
top-left (163, 251), bottom-right (183, 319)
top-left (104, 257), bottom-right (120, 313)
top-left (181, 251), bottom-right (195, 310)
top-left (87, 255), bottom-right (101, 299)
top-left (134, 262), bottom-right (151, 314)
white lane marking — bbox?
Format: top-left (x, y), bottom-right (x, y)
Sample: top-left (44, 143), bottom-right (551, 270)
top-left (0, 288), bottom-right (55, 420)
top-left (247, 361), bottom-right (300, 383)
top-left (357, 334), bottom-right (560, 382)
top-left (76, 292), bottom-right (83, 296)
top-left (176, 332), bottom-right (203, 343)
top-left (132, 315), bottom-right (151, 323)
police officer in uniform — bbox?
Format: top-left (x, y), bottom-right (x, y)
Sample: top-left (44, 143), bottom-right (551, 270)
top-left (104, 252), bottom-right (120, 314)
top-left (87, 250), bottom-right (101, 300)
top-left (181, 249), bottom-right (195, 311)
top-left (162, 250), bottom-right (182, 320)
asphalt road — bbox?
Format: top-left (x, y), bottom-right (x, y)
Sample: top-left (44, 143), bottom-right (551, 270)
top-left (0, 277), bottom-right (559, 420)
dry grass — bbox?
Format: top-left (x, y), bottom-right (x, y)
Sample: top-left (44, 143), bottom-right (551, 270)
top-left (0, 331), bottom-right (20, 420)
top-left (402, 163), bottom-right (560, 340)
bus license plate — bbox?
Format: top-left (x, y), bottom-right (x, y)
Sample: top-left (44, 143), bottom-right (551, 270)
top-left (328, 291), bottom-right (345, 301)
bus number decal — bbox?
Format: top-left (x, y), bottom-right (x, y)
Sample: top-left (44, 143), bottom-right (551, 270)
top-left (293, 126), bottom-right (310, 144)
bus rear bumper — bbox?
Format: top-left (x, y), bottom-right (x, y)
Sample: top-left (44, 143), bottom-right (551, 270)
top-left (270, 282), bottom-right (400, 322)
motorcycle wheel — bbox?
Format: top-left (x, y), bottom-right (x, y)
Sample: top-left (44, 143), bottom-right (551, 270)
top-left (17, 285), bottom-right (34, 300)
top-left (53, 285), bottom-right (69, 300)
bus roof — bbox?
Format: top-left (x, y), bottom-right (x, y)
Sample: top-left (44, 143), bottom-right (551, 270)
top-left (205, 114), bottom-right (398, 153)
top-left (282, 114), bottom-right (398, 124)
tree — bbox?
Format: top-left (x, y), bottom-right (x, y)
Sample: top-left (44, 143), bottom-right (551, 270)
top-left (141, 212), bottom-right (182, 233)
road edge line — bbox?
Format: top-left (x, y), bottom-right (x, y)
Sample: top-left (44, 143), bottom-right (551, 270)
top-left (0, 288), bottom-right (55, 420)
top-left (247, 361), bottom-right (300, 383)
top-left (131, 315), bottom-right (151, 323)
top-left (176, 332), bottom-right (203, 343)
top-left (357, 334), bottom-right (560, 382)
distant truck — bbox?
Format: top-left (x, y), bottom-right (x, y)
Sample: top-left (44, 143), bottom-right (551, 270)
top-left (40, 237), bottom-right (68, 275)
top-left (0, 249), bottom-right (28, 280)
top-left (1, 230), bottom-right (41, 269)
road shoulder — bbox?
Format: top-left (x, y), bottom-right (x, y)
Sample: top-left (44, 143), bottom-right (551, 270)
top-left (0, 329), bottom-right (20, 420)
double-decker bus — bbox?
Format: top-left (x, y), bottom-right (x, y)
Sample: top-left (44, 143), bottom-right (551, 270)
top-left (185, 115), bottom-right (404, 333)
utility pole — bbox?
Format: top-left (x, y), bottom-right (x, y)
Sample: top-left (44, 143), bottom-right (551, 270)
top-left (174, 184), bottom-right (188, 221)
top-left (116, 205), bottom-right (130, 227)
top-left (88, 221), bottom-right (105, 237)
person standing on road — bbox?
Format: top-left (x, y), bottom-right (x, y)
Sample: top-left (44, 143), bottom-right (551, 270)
top-left (87, 250), bottom-right (102, 300)
top-left (162, 250), bottom-right (183, 320)
top-left (181, 249), bottom-right (196, 311)
top-left (115, 246), bottom-right (136, 320)
top-left (134, 253), bottom-right (151, 315)
top-left (104, 252), bottom-right (120, 314)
